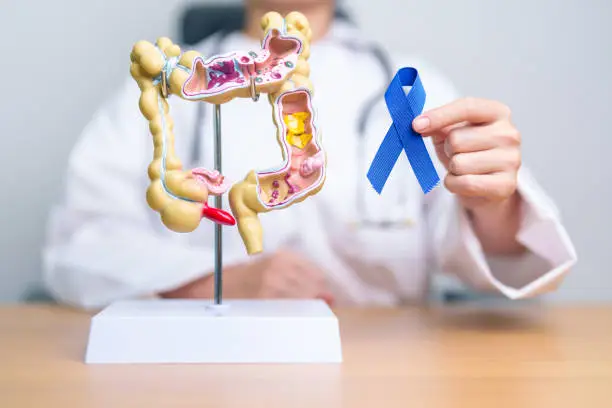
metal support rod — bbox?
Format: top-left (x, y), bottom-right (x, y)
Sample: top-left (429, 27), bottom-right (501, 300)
top-left (213, 104), bottom-right (223, 305)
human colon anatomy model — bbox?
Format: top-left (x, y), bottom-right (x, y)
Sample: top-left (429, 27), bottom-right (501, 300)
top-left (129, 11), bottom-right (325, 255)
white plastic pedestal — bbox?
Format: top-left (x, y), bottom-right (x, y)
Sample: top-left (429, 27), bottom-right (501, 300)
top-left (85, 299), bottom-right (343, 364)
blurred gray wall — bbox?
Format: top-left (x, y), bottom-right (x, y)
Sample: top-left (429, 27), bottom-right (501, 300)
top-left (0, 0), bottom-right (610, 303)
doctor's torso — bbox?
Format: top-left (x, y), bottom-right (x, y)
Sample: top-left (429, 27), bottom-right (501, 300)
top-left (142, 25), bottom-right (456, 305)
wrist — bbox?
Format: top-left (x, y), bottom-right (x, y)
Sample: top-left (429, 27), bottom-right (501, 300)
top-left (462, 192), bottom-right (526, 255)
top-left (462, 192), bottom-right (521, 223)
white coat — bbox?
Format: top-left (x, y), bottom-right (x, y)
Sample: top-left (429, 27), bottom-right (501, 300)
top-left (42, 20), bottom-right (577, 309)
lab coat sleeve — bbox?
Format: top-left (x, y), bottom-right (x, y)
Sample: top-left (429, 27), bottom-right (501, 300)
top-left (426, 166), bottom-right (577, 299)
top-left (41, 79), bottom-right (251, 309)
top-left (413, 64), bottom-right (578, 299)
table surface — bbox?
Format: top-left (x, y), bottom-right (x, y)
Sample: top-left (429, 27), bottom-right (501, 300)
top-left (0, 304), bottom-right (611, 407)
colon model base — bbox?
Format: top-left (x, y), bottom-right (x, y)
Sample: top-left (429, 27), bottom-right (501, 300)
top-left (85, 299), bottom-right (342, 364)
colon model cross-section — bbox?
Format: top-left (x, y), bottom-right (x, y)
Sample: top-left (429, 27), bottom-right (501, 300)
top-left (129, 11), bottom-right (324, 255)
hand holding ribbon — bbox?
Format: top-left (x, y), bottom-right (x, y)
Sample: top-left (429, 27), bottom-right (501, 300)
top-left (412, 97), bottom-right (521, 210)
top-left (414, 96), bottom-right (524, 254)
top-left (368, 67), bottom-right (524, 254)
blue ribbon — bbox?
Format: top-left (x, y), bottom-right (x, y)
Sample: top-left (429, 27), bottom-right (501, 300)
top-left (367, 67), bottom-right (439, 194)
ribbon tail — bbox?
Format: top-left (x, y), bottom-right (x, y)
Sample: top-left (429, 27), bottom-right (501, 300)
top-left (367, 125), bottom-right (403, 194)
top-left (396, 119), bottom-right (440, 194)
top-left (402, 141), bottom-right (440, 194)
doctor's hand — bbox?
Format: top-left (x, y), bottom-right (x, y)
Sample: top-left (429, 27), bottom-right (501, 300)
top-left (160, 249), bottom-right (334, 304)
top-left (412, 97), bottom-right (521, 210)
top-left (412, 97), bottom-right (525, 254)
top-left (246, 249), bottom-right (333, 302)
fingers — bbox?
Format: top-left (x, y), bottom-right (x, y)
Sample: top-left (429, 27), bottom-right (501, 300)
top-left (448, 148), bottom-right (521, 176)
top-left (260, 272), bottom-right (323, 299)
top-left (258, 249), bottom-right (328, 299)
top-left (260, 274), bottom-right (316, 298)
top-left (443, 122), bottom-right (520, 155)
top-left (275, 248), bottom-right (324, 282)
top-left (277, 265), bottom-right (323, 296)
top-left (445, 173), bottom-right (517, 200)
top-left (416, 99), bottom-right (521, 206)
top-left (413, 97), bottom-right (511, 133)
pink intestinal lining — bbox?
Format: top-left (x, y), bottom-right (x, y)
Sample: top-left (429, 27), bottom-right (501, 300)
top-left (182, 30), bottom-right (302, 98)
top-left (258, 89), bottom-right (324, 208)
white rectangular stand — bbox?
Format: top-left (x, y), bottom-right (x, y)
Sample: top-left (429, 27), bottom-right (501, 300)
top-left (85, 299), bottom-right (343, 364)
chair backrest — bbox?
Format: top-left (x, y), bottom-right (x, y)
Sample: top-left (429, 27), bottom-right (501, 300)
top-left (179, 4), bottom-right (353, 45)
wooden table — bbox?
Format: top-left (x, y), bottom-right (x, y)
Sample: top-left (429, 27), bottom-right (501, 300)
top-left (0, 304), bottom-right (611, 407)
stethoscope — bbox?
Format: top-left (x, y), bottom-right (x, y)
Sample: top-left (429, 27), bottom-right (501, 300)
top-left (188, 25), bottom-right (414, 229)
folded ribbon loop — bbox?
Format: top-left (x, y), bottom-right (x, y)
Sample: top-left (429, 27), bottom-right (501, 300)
top-left (367, 67), bottom-right (439, 194)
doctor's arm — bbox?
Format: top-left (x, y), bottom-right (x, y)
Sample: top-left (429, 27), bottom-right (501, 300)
top-left (420, 97), bottom-right (577, 298)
